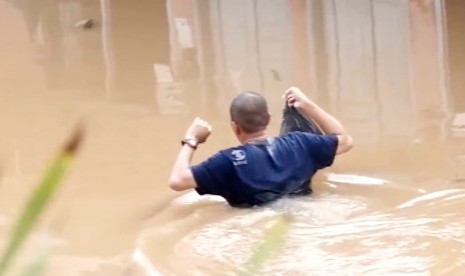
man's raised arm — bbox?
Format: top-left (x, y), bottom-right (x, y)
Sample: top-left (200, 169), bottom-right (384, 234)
top-left (283, 87), bottom-right (354, 154)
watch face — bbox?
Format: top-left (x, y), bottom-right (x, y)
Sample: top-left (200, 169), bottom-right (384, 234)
top-left (187, 139), bottom-right (198, 147)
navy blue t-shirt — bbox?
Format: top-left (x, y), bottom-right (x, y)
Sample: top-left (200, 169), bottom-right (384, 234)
top-left (190, 132), bottom-right (338, 207)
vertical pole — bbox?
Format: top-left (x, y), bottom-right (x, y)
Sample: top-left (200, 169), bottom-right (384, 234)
top-left (100, 0), bottom-right (114, 100)
top-left (409, 0), bottom-right (447, 140)
top-left (290, 0), bottom-right (312, 93)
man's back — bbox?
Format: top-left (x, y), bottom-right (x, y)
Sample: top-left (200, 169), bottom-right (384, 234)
top-left (191, 132), bottom-right (338, 207)
top-left (167, 88), bottom-right (353, 208)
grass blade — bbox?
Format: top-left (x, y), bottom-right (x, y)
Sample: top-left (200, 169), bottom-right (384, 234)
top-left (0, 126), bottom-right (83, 276)
top-left (19, 236), bottom-right (50, 276)
top-left (242, 214), bottom-right (292, 275)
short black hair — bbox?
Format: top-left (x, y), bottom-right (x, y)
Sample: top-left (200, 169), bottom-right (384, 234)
top-left (230, 91), bottom-right (270, 133)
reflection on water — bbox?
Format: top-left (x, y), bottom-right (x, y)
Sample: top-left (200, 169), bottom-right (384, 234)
top-left (1, 0), bottom-right (465, 275)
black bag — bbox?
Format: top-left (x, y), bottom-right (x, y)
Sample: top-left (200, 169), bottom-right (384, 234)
top-left (279, 105), bottom-right (323, 136)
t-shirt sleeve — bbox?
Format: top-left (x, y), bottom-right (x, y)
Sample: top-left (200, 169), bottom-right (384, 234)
top-left (297, 133), bottom-right (339, 170)
top-left (190, 152), bottom-right (233, 196)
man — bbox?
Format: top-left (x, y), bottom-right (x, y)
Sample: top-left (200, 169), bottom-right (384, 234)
top-left (168, 87), bottom-right (353, 207)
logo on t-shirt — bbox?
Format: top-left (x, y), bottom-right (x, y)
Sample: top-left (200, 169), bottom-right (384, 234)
top-left (231, 149), bottom-right (247, 166)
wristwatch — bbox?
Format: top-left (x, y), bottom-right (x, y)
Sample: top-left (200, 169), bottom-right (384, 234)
top-left (181, 137), bottom-right (199, 150)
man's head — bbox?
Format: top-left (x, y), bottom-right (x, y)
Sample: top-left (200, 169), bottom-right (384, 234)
top-left (230, 91), bottom-right (270, 143)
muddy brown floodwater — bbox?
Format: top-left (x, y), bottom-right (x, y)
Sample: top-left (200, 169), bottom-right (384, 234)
top-left (1, 0), bottom-right (465, 275)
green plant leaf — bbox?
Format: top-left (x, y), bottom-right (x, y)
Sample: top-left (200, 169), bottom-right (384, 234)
top-left (0, 126), bottom-right (83, 276)
top-left (242, 214), bottom-right (292, 275)
top-left (19, 238), bottom-right (50, 276)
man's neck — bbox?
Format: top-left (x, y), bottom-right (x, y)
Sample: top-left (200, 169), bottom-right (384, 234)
top-left (241, 131), bottom-right (268, 144)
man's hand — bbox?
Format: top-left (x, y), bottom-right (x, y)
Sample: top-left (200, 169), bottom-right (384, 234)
top-left (282, 86), bottom-right (311, 109)
top-left (185, 117), bottom-right (212, 144)
top-left (283, 86), bottom-right (354, 155)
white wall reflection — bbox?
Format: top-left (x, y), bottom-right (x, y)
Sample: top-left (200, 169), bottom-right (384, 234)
top-left (7, 0), bottom-right (462, 142)
top-left (188, 0), bottom-right (453, 143)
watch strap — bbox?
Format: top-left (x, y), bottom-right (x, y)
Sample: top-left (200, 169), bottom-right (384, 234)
top-left (181, 138), bottom-right (198, 149)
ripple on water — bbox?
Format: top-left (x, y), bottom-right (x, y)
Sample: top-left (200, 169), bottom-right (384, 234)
top-left (174, 193), bottom-right (465, 274)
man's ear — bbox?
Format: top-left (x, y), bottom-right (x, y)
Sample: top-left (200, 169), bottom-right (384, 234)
top-left (231, 121), bottom-right (241, 135)
top-left (266, 112), bottom-right (271, 125)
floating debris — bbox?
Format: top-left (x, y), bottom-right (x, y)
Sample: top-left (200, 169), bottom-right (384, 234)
top-left (452, 177), bottom-right (465, 183)
top-left (74, 19), bottom-right (94, 29)
top-left (270, 69), bottom-right (281, 81)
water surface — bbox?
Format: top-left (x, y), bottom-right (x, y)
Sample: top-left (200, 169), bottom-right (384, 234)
top-left (0, 0), bottom-right (465, 275)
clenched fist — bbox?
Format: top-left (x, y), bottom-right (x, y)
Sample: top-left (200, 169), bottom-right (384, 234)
top-left (184, 117), bottom-right (212, 144)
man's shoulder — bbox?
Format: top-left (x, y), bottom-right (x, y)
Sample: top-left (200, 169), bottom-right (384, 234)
top-left (192, 148), bottom-right (235, 173)
top-left (201, 146), bottom-right (247, 167)
top-left (273, 131), bottom-right (316, 145)
top-left (218, 146), bottom-right (248, 166)
top-left (217, 145), bottom-right (245, 156)
top-left (218, 143), bottom-right (277, 167)
top-left (279, 131), bottom-right (315, 139)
